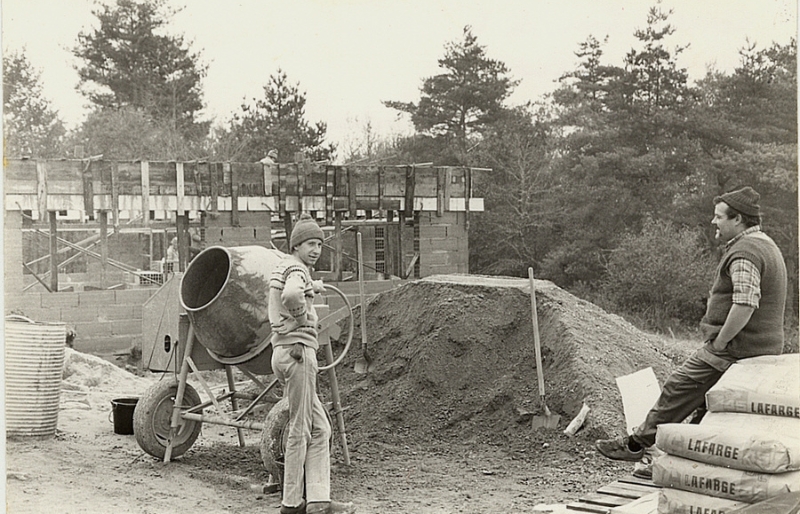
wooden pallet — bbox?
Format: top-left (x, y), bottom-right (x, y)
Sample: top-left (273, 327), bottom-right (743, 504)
top-left (566, 476), bottom-right (661, 514)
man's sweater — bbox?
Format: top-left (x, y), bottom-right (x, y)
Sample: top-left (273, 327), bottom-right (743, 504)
top-left (268, 255), bottom-right (319, 349)
top-left (700, 231), bottom-right (787, 358)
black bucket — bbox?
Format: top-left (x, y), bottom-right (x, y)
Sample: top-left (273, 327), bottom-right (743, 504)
top-left (111, 397), bottom-right (139, 435)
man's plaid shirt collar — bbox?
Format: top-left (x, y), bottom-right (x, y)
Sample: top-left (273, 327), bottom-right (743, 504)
top-left (725, 225), bottom-right (762, 251)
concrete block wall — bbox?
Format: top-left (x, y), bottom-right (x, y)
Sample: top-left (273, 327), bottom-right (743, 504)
top-left (4, 212), bottom-right (24, 297)
top-left (417, 212), bottom-right (469, 276)
top-left (5, 288), bottom-right (157, 358)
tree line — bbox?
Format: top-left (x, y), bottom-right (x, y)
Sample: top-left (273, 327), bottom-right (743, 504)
top-left (3, 1), bottom-right (796, 334)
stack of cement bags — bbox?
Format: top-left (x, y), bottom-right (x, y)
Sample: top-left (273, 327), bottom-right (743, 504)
top-left (652, 354), bottom-right (800, 514)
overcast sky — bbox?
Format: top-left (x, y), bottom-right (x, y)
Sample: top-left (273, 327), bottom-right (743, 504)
top-left (2, 0), bottom-right (797, 156)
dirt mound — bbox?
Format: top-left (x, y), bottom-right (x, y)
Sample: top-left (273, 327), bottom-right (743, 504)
top-left (332, 275), bottom-right (682, 446)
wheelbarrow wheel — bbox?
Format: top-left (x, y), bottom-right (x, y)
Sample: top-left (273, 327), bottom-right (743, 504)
top-left (259, 397), bottom-right (334, 489)
top-left (260, 397), bottom-right (290, 487)
top-left (134, 379), bottom-right (202, 460)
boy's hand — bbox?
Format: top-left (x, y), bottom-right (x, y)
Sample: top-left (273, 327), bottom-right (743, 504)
top-left (311, 279), bottom-right (325, 294)
top-left (289, 343), bottom-right (304, 362)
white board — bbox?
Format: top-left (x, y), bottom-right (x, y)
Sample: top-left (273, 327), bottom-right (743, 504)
top-left (616, 367), bottom-right (661, 435)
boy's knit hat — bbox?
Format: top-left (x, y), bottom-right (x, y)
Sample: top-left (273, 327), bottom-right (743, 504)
top-left (290, 213), bottom-right (324, 249)
top-left (714, 186), bottom-right (761, 217)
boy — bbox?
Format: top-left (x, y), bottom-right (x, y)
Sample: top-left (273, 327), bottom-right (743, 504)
top-left (268, 213), bottom-right (356, 514)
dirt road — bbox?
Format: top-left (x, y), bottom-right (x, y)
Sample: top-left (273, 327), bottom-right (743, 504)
top-left (6, 371), bottom-right (631, 514)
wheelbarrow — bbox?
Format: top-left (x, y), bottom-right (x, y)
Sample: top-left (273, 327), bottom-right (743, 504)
top-left (132, 245), bottom-right (355, 484)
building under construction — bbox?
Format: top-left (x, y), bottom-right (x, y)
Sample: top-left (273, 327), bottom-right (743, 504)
top-left (3, 156), bottom-right (486, 356)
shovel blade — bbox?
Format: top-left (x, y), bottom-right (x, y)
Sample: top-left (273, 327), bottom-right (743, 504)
top-left (354, 355), bottom-right (373, 374)
top-left (531, 413), bottom-right (561, 430)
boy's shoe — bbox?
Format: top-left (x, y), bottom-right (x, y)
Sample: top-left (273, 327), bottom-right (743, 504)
top-left (595, 436), bottom-right (645, 462)
top-left (280, 500), bottom-right (306, 514)
top-left (306, 500), bottom-right (356, 514)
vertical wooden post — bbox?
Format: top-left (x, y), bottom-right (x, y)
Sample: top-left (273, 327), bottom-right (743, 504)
top-left (99, 210), bottom-right (109, 289)
top-left (141, 161), bottom-right (150, 226)
top-left (36, 161), bottom-right (47, 221)
top-left (111, 162), bottom-right (120, 230)
top-left (49, 211), bottom-right (58, 292)
top-left (334, 212), bottom-right (343, 282)
top-left (176, 214), bottom-right (188, 272)
top-left (228, 162), bottom-right (239, 227)
top-left (284, 214), bottom-right (294, 248)
top-left (176, 161), bottom-right (185, 214)
top-left (397, 211), bottom-right (405, 279)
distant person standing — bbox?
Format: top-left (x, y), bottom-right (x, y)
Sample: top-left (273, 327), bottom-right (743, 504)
top-left (260, 149), bottom-right (278, 165)
top-left (164, 236), bottom-right (179, 273)
top-left (595, 187), bottom-right (788, 472)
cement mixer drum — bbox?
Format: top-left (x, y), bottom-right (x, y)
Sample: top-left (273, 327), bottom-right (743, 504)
top-left (180, 245), bottom-right (287, 360)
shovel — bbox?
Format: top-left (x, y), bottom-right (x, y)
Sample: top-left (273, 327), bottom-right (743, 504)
top-left (529, 267), bottom-right (561, 430)
top-left (354, 232), bottom-right (373, 374)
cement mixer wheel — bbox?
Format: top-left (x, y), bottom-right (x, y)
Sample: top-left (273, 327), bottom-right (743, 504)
top-left (134, 379), bottom-right (202, 460)
top-left (260, 397), bottom-right (290, 487)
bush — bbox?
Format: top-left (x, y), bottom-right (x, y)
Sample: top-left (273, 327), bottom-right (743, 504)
top-left (600, 219), bottom-right (715, 329)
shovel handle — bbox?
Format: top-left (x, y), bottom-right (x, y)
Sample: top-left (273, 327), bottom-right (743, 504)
top-left (357, 232), bottom-right (368, 352)
top-left (529, 267), bottom-right (546, 397)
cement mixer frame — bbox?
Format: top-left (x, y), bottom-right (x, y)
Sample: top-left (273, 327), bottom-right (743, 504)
top-left (132, 245), bottom-right (355, 470)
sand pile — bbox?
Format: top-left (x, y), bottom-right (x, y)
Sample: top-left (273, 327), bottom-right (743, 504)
top-left (61, 348), bottom-right (152, 410)
top-left (333, 275), bottom-right (683, 445)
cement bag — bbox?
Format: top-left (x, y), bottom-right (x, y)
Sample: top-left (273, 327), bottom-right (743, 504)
top-left (706, 354), bottom-right (800, 417)
top-left (653, 454), bottom-right (800, 504)
top-left (659, 487), bottom-right (748, 514)
top-left (656, 412), bottom-right (800, 473)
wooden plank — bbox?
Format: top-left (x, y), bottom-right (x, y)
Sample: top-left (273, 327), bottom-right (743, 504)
top-left (279, 164), bottom-right (287, 214)
top-left (210, 162), bottom-right (220, 216)
top-left (227, 162), bottom-right (239, 226)
top-left (37, 161), bottom-right (47, 219)
top-left (404, 166), bottom-right (415, 217)
top-left (609, 491), bottom-right (658, 514)
top-left (597, 484), bottom-right (649, 500)
top-left (49, 211), bottom-right (58, 291)
top-left (82, 160), bottom-right (94, 214)
top-left (383, 167), bottom-right (406, 197)
top-left (578, 494), bottom-right (630, 507)
top-left (325, 165), bottom-right (334, 225)
top-left (377, 165), bottom-right (385, 212)
top-left (608, 481), bottom-right (660, 493)
top-left (111, 162), bottom-right (120, 228)
top-left (141, 161), bottom-right (150, 225)
top-left (567, 501), bottom-right (611, 513)
top-left (617, 476), bottom-right (660, 488)
top-left (347, 167), bottom-right (356, 217)
top-left (436, 168), bottom-right (446, 216)
top-left (176, 161), bottom-right (185, 213)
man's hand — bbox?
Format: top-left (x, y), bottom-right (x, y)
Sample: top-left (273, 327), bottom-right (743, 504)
top-left (289, 343), bottom-right (304, 362)
top-left (311, 279), bottom-right (325, 294)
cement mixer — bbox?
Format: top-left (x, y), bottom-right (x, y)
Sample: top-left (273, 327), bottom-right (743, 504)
top-left (132, 245), bottom-right (354, 476)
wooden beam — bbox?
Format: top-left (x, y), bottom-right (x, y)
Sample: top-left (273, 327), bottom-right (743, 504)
top-left (325, 165), bottom-right (334, 226)
top-left (176, 214), bottom-right (188, 272)
top-left (111, 162), bottom-right (120, 229)
top-left (49, 211), bottom-right (58, 292)
top-left (404, 165), bottom-right (415, 218)
top-left (99, 210), bottom-right (108, 288)
top-left (141, 161), bottom-right (150, 225)
top-left (82, 159), bottom-right (94, 215)
top-left (227, 162), bottom-right (239, 226)
top-left (176, 161), bottom-right (185, 213)
top-left (348, 167), bottom-right (357, 218)
top-left (334, 211), bottom-right (343, 281)
top-left (37, 161), bottom-right (47, 221)
top-left (210, 162), bottom-right (220, 216)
